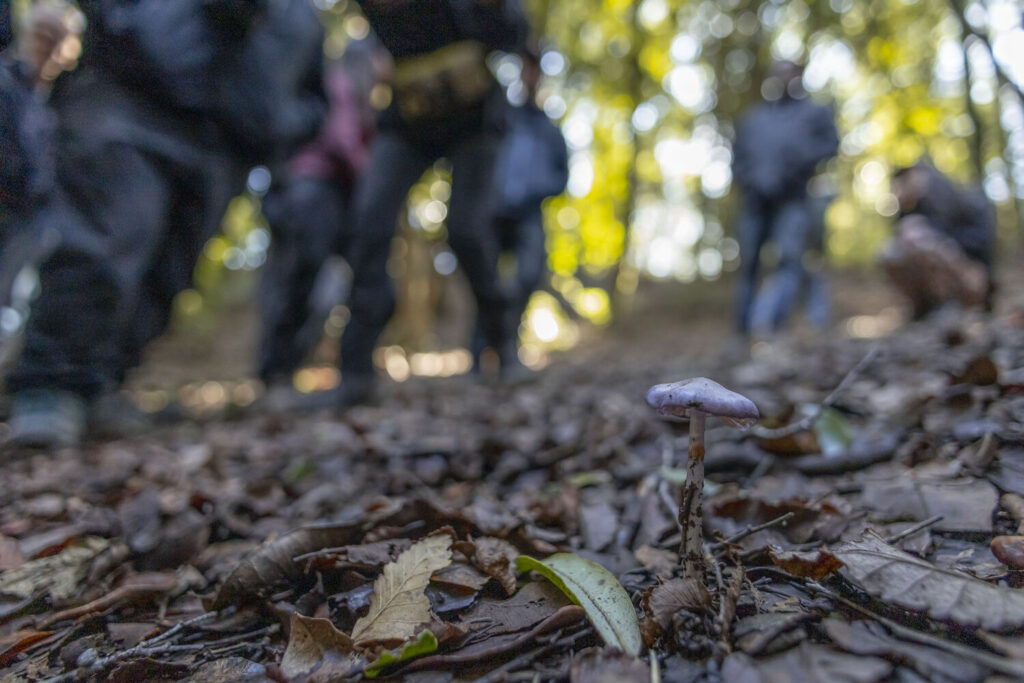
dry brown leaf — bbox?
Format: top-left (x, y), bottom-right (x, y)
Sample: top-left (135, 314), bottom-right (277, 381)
top-left (469, 537), bottom-right (519, 596)
top-left (431, 562), bottom-right (490, 593)
top-left (832, 531), bottom-right (1024, 631)
top-left (769, 546), bottom-right (843, 580)
top-left (0, 536), bottom-right (108, 600)
top-left (280, 613), bottom-right (355, 678)
top-left (644, 578), bottom-right (710, 631)
top-left (351, 534), bottom-right (452, 647)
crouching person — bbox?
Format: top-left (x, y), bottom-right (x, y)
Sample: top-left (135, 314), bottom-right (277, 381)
top-left (881, 160), bottom-right (994, 320)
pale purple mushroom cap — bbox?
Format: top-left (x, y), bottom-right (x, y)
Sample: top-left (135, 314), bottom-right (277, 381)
top-left (646, 377), bottom-right (759, 429)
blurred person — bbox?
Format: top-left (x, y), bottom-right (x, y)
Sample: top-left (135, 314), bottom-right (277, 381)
top-left (0, 3), bottom-right (68, 326)
top-left (880, 159), bottom-right (994, 319)
top-left (732, 60), bottom-right (839, 337)
top-left (329, 0), bottom-right (529, 406)
top-left (4, 0), bottom-right (326, 449)
top-left (258, 38), bottom-right (389, 390)
top-left (473, 41), bottom-right (567, 372)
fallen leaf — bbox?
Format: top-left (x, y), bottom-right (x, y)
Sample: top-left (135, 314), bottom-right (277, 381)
top-left (860, 475), bottom-right (998, 533)
top-left (364, 629), bottom-right (438, 678)
top-left (188, 657), bottom-right (268, 682)
top-left (468, 537), bottom-right (519, 596)
top-left (351, 534), bottom-right (452, 647)
top-left (516, 553), bottom-right (642, 655)
top-left (0, 534), bottom-right (25, 571)
top-left (580, 503), bottom-right (618, 552)
top-left (280, 613), bottom-right (354, 678)
top-left (823, 618), bottom-right (985, 682)
top-left (0, 536), bottom-right (109, 600)
top-left (211, 520), bottom-right (367, 610)
top-left (570, 647), bottom-right (650, 683)
top-left (832, 531), bottom-right (1024, 631)
top-left (430, 562), bottom-right (490, 594)
top-left (722, 642), bottom-right (892, 682)
top-left (633, 545), bottom-right (675, 578)
top-left (644, 578), bottom-right (710, 631)
top-left (0, 629), bottom-right (55, 667)
top-left (458, 580), bottom-right (570, 636)
top-left (769, 547), bottom-right (843, 580)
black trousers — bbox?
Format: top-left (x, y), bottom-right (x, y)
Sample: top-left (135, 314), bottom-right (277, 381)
top-left (341, 130), bottom-right (506, 377)
top-left (258, 176), bottom-right (349, 381)
top-left (7, 87), bottom-right (240, 398)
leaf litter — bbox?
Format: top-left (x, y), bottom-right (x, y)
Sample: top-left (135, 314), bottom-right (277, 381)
top-left (0, 304), bottom-right (1023, 679)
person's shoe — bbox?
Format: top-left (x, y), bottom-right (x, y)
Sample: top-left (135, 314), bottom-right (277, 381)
top-left (88, 391), bottom-right (151, 439)
top-left (497, 345), bottom-right (533, 384)
top-left (294, 373), bottom-right (375, 412)
top-left (6, 388), bottom-right (88, 449)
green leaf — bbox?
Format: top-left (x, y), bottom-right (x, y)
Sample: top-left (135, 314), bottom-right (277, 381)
top-left (515, 553), bottom-right (642, 655)
top-left (813, 407), bottom-right (852, 459)
top-left (364, 629), bottom-right (438, 678)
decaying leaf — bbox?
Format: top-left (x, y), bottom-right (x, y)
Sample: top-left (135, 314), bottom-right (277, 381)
top-left (644, 578), bottom-right (711, 631)
top-left (0, 629), bottom-right (56, 667)
top-left (364, 629), bottom-right (438, 678)
top-left (823, 618), bottom-right (986, 682)
top-left (516, 553), bottom-right (642, 655)
top-left (0, 536), bottom-right (109, 600)
top-left (722, 642), bottom-right (892, 682)
top-left (768, 546), bottom-right (843, 580)
top-left (280, 613), bottom-right (355, 678)
top-left (351, 534), bottom-right (453, 647)
top-left (466, 536), bottom-right (520, 596)
top-left (210, 522), bottom-right (366, 610)
top-left (832, 531), bottom-right (1024, 631)
top-left (569, 647), bottom-right (650, 683)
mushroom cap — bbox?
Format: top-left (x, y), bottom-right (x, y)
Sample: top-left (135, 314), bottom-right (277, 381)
top-left (646, 377), bottom-right (759, 429)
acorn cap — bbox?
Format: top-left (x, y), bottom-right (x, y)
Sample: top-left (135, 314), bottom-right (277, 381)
top-left (646, 377), bottom-right (759, 429)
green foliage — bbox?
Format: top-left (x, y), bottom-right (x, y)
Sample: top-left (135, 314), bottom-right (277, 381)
top-left (364, 629), bottom-right (438, 678)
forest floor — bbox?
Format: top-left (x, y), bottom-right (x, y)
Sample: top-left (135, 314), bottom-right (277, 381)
top-left (2, 269), bottom-right (1024, 682)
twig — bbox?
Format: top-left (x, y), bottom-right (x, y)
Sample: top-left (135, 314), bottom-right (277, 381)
top-left (710, 512), bottom-right (794, 553)
top-left (750, 346), bottom-right (880, 439)
top-left (141, 610), bottom-right (220, 648)
top-left (40, 624), bottom-right (277, 683)
top-left (475, 627), bottom-right (591, 683)
top-left (36, 577), bottom-right (182, 629)
top-left (884, 515), bottom-right (944, 544)
top-left (806, 582), bottom-right (1024, 678)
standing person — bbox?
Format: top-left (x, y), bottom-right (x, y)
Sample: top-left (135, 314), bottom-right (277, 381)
top-left (731, 60), bottom-right (839, 337)
top-left (333, 0), bottom-right (528, 406)
top-left (880, 159), bottom-right (994, 318)
top-left (4, 0), bottom-right (326, 449)
top-left (474, 41), bottom-right (566, 371)
top-left (258, 38), bottom-right (389, 391)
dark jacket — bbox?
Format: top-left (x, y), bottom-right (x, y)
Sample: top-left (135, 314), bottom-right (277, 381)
top-left (73, 0), bottom-right (325, 164)
top-left (493, 101), bottom-right (567, 219)
top-left (0, 0), bottom-right (12, 53)
top-left (902, 164), bottom-right (994, 269)
top-left (356, 0), bottom-right (527, 146)
top-left (733, 96), bottom-right (838, 201)
top-left (0, 56), bottom-right (55, 216)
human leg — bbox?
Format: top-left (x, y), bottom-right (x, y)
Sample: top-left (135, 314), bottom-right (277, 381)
top-left (339, 133), bottom-right (431, 395)
top-left (750, 196), bottom-right (812, 333)
top-left (733, 198), bottom-right (771, 335)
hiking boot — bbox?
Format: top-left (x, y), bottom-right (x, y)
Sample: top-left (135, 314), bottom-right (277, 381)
top-left (7, 388), bottom-right (88, 449)
top-left (89, 391), bottom-right (151, 439)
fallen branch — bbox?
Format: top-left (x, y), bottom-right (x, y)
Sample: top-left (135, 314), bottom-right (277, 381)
top-left (750, 346), bottom-right (880, 440)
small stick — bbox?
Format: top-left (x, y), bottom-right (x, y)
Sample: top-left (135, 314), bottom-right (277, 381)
top-left (751, 346), bottom-right (880, 440)
top-left (475, 627), bottom-right (590, 683)
top-left (37, 577), bottom-right (181, 629)
top-left (806, 582), bottom-right (1024, 678)
top-left (884, 515), bottom-right (944, 544)
top-left (40, 624), bottom-right (277, 683)
top-left (141, 610), bottom-right (219, 648)
top-left (710, 512), bottom-right (794, 552)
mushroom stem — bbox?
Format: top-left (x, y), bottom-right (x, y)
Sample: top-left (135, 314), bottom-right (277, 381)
top-left (680, 411), bottom-right (707, 580)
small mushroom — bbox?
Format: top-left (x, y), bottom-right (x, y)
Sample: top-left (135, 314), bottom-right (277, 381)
top-left (646, 378), bottom-right (759, 580)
